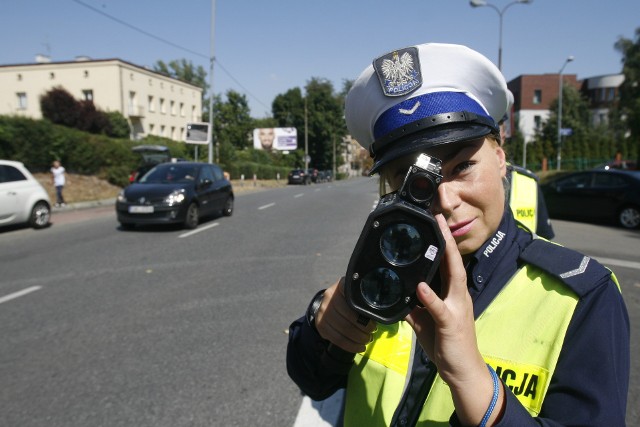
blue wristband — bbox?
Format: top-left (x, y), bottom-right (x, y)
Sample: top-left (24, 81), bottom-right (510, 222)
top-left (479, 364), bottom-right (499, 427)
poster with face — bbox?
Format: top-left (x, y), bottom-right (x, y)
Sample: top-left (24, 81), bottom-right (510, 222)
top-left (253, 128), bottom-right (297, 151)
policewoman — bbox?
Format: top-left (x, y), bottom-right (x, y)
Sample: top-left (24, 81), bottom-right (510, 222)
top-left (287, 43), bottom-right (629, 426)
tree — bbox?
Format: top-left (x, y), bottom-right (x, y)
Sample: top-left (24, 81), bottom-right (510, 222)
top-left (211, 90), bottom-right (254, 156)
top-left (153, 59), bottom-right (208, 91)
top-left (304, 78), bottom-right (346, 170)
top-left (534, 83), bottom-right (593, 170)
top-left (40, 87), bottom-right (80, 127)
top-left (615, 27), bottom-right (640, 164)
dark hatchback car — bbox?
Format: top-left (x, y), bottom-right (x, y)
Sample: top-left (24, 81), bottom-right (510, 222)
top-left (541, 169), bottom-right (640, 229)
top-left (116, 162), bottom-right (233, 230)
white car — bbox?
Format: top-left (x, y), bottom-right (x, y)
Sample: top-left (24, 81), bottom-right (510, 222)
top-left (0, 160), bottom-right (51, 229)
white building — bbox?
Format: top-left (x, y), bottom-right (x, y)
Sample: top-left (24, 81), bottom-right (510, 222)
top-left (0, 56), bottom-right (203, 140)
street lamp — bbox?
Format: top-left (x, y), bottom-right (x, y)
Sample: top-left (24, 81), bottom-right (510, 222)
top-left (556, 55), bottom-right (575, 170)
top-left (469, 0), bottom-right (533, 71)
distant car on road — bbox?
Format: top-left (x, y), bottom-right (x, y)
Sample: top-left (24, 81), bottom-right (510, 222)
top-left (0, 160), bottom-right (51, 229)
top-left (541, 169), bottom-right (640, 229)
top-left (116, 161), bottom-right (233, 230)
top-left (307, 168), bottom-right (319, 183)
top-left (288, 169), bottom-right (311, 185)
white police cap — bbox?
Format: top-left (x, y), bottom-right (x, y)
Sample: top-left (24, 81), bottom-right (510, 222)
top-left (345, 43), bottom-right (509, 174)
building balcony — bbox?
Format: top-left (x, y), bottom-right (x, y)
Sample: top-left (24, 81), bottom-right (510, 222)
top-left (128, 105), bottom-right (145, 118)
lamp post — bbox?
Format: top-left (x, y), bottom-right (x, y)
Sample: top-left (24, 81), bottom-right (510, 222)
top-left (208, 0), bottom-right (217, 164)
top-left (469, 0), bottom-right (533, 71)
top-left (556, 55), bottom-right (574, 170)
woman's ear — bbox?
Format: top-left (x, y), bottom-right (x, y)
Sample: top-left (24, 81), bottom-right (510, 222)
top-left (496, 146), bottom-right (507, 177)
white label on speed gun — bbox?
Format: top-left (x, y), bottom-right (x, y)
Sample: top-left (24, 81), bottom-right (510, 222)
top-left (425, 245), bottom-right (439, 261)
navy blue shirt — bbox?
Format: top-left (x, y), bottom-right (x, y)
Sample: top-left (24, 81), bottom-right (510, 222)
top-left (287, 210), bottom-right (630, 426)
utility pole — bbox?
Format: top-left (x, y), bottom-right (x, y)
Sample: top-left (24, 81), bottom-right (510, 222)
top-left (304, 97), bottom-right (309, 172)
top-left (208, 0), bottom-right (216, 164)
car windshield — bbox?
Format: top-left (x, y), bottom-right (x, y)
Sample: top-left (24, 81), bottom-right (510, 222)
top-left (140, 164), bottom-right (198, 184)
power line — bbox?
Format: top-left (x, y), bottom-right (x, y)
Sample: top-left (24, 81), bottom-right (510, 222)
top-left (70, 0), bottom-right (270, 112)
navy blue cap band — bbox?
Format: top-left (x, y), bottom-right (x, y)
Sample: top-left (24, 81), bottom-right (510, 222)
top-left (373, 91), bottom-right (491, 140)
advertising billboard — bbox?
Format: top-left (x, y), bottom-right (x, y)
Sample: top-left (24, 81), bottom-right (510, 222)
top-left (253, 127), bottom-right (297, 151)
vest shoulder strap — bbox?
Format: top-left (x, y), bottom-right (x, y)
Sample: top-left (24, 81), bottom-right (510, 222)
top-left (508, 164), bottom-right (540, 182)
top-left (520, 239), bottom-right (611, 297)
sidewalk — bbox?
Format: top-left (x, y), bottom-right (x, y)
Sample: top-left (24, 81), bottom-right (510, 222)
top-left (51, 198), bottom-right (116, 212)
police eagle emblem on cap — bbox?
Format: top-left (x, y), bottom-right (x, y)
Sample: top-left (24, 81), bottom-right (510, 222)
top-left (373, 47), bottom-right (422, 97)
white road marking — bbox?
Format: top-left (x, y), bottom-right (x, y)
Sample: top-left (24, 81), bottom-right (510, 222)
top-left (259, 202), bottom-right (276, 210)
top-left (0, 286), bottom-right (42, 305)
top-left (294, 194), bottom-right (304, 198)
top-left (178, 222), bottom-right (219, 238)
top-left (293, 390), bottom-right (344, 427)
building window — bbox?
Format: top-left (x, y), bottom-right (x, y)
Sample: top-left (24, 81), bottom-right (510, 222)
top-left (82, 90), bottom-right (93, 101)
top-left (160, 98), bottom-right (166, 114)
top-left (170, 100), bottom-right (175, 116)
top-left (180, 102), bottom-right (185, 117)
top-left (149, 124), bottom-right (155, 135)
top-left (191, 105), bottom-right (197, 121)
top-left (160, 125), bottom-right (166, 137)
top-left (608, 88), bottom-right (615, 101)
top-left (534, 115), bottom-right (542, 130)
top-left (171, 126), bottom-right (176, 139)
top-left (148, 95), bottom-right (155, 112)
top-left (17, 92), bottom-right (27, 110)
top-left (84, 70), bottom-right (89, 78)
top-left (533, 90), bottom-right (542, 105)
top-left (49, 72), bottom-right (55, 80)
top-left (17, 73), bottom-right (22, 81)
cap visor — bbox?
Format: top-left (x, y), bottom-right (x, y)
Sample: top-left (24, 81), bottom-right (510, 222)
top-left (369, 124), bottom-right (493, 175)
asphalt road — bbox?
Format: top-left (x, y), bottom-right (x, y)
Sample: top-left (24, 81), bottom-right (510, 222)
top-left (1, 177), bottom-right (638, 426)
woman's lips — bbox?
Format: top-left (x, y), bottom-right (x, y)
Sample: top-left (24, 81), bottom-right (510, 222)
top-left (449, 219), bottom-right (475, 238)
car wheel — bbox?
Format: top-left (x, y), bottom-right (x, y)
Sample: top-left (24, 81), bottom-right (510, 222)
top-left (222, 196), bottom-right (234, 216)
top-left (184, 203), bottom-right (199, 229)
top-left (119, 222), bottom-right (135, 230)
top-left (618, 205), bottom-right (640, 229)
top-left (29, 201), bottom-right (51, 229)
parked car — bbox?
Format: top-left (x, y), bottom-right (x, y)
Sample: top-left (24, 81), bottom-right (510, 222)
top-left (593, 159), bottom-right (637, 171)
top-left (116, 161), bottom-right (233, 230)
top-left (0, 160), bottom-right (51, 229)
top-left (128, 145), bottom-right (172, 183)
top-left (541, 169), bottom-right (640, 229)
top-left (288, 169), bottom-right (311, 185)
top-left (307, 168), bottom-right (319, 183)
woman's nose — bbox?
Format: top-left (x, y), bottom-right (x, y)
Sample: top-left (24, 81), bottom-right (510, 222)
top-left (433, 181), bottom-right (459, 216)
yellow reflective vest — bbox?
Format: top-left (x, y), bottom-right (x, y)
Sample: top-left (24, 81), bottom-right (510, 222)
top-left (508, 167), bottom-right (538, 233)
top-left (344, 255), bottom-right (587, 426)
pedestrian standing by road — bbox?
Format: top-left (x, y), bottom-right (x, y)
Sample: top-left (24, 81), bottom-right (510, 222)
top-left (287, 43), bottom-right (629, 426)
top-left (51, 160), bottom-right (66, 207)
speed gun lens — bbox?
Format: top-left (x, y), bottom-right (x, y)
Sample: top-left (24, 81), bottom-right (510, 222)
top-left (380, 223), bottom-right (423, 266)
top-left (408, 175), bottom-right (435, 203)
top-left (361, 268), bottom-right (403, 308)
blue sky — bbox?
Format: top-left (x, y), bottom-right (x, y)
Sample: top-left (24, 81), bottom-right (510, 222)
top-left (2, 0), bottom-right (637, 118)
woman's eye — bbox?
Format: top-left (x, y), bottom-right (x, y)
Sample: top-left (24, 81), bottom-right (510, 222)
top-left (452, 161), bottom-right (474, 174)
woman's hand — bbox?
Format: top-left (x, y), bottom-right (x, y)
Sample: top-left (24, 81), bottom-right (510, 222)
top-left (315, 278), bottom-right (377, 354)
top-left (405, 214), bottom-right (503, 425)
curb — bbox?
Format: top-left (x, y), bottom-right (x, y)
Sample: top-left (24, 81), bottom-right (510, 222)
top-left (52, 198), bottom-right (116, 212)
